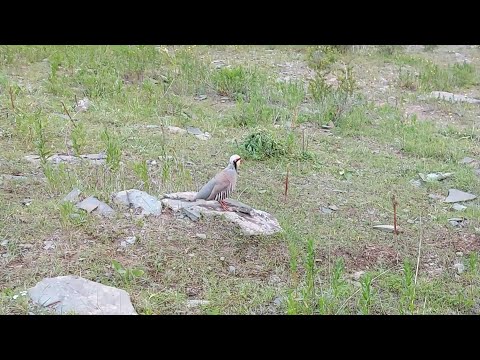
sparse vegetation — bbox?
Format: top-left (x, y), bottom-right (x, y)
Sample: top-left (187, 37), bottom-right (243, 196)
top-left (2, 45), bottom-right (480, 315)
top-left (71, 122), bottom-right (87, 156)
top-left (101, 127), bottom-right (122, 171)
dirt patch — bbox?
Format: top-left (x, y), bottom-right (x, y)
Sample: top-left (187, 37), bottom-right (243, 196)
top-left (427, 228), bottom-right (480, 253)
top-left (316, 244), bottom-right (399, 271)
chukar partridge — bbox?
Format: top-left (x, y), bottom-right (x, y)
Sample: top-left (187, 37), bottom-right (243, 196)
top-left (194, 154), bottom-right (242, 211)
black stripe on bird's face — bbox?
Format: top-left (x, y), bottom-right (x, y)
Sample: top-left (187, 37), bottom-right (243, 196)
top-left (233, 158), bottom-right (241, 172)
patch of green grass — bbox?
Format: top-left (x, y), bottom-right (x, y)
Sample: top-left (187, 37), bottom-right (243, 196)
top-left (33, 111), bottom-right (51, 165)
top-left (59, 201), bottom-right (87, 227)
top-left (273, 80), bottom-right (306, 110)
top-left (171, 47), bottom-right (212, 96)
top-left (213, 66), bottom-right (251, 99)
top-left (230, 98), bottom-right (279, 127)
top-left (337, 104), bottom-right (469, 161)
top-left (400, 259), bottom-right (416, 314)
top-left (101, 127), bottom-right (122, 171)
top-left (133, 159), bottom-right (150, 190)
top-left (419, 62), bottom-right (478, 92)
top-left (359, 272), bottom-right (374, 315)
top-left (397, 66), bottom-right (419, 91)
top-left (240, 129), bottom-right (295, 160)
top-left (71, 122), bottom-right (87, 156)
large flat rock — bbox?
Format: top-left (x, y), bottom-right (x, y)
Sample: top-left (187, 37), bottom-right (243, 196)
top-left (28, 275), bottom-right (137, 315)
top-left (162, 192), bottom-right (282, 236)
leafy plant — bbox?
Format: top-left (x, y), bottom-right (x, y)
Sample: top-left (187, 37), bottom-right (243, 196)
top-left (112, 260), bottom-right (145, 285)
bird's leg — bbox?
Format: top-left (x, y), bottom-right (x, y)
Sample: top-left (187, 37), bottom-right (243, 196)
top-left (219, 200), bottom-right (230, 212)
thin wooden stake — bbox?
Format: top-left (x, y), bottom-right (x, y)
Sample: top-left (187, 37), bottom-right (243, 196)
top-left (61, 101), bottom-right (76, 128)
top-left (392, 194), bottom-right (399, 236)
top-left (284, 166), bottom-right (289, 202)
top-left (302, 129), bottom-right (305, 153)
top-left (9, 87), bottom-right (15, 111)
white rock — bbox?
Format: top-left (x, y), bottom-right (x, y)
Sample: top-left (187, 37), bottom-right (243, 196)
top-left (113, 189), bottom-right (162, 216)
top-left (161, 193), bottom-right (282, 236)
top-left (444, 189), bottom-right (477, 203)
top-left (28, 275), bottom-right (137, 315)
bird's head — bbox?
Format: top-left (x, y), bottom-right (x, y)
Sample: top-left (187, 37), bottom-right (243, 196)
top-left (229, 154), bottom-right (242, 172)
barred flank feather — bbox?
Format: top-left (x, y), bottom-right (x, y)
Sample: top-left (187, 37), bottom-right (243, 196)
top-left (215, 183), bottom-right (233, 201)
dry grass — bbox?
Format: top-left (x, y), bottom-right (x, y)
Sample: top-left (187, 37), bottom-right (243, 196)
top-left (1, 45), bottom-right (480, 315)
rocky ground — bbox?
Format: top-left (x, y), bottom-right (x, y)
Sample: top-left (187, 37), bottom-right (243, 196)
top-left (1, 45), bottom-right (480, 314)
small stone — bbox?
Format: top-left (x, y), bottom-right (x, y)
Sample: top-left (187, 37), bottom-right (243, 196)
top-left (76, 196), bottom-right (115, 216)
top-left (75, 97), bottom-right (91, 112)
top-left (196, 233), bottom-right (207, 240)
top-left (1, 174), bottom-right (28, 182)
top-left (186, 300), bottom-right (210, 308)
top-left (121, 236), bottom-right (136, 247)
top-left (456, 252), bottom-right (463, 257)
top-left (228, 265), bottom-right (236, 275)
top-left (186, 126), bottom-right (203, 135)
top-left (182, 207), bottom-right (201, 221)
top-left (125, 236), bottom-right (136, 245)
top-left (63, 188), bottom-right (82, 203)
top-left (419, 172), bottom-right (453, 182)
top-left (372, 225), bottom-right (403, 233)
top-left (452, 203), bottom-right (467, 211)
top-left (453, 262), bottom-right (465, 274)
top-left (220, 256), bottom-right (225, 262)
top-left (352, 271), bottom-right (365, 281)
top-left (328, 204), bottom-right (339, 211)
top-left (195, 132), bottom-right (211, 141)
top-left (320, 207), bottom-right (333, 214)
top-left (1, 240), bottom-right (8, 247)
top-left (461, 157), bottom-right (476, 165)
top-left (410, 179), bottom-right (422, 188)
top-left (22, 198), bottom-right (32, 206)
top-left (43, 241), bottom-right (55, 250)
top-left (75, 197), bottom-right (100, 213)
top-left (273, 296), bottom-right (283, 306)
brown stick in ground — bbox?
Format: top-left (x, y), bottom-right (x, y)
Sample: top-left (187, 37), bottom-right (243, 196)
top-left (392, 194), bottom-right (399, 235)
top-left (284, 167), bottom-right (289, 202)
top-left (61, 101), bottom-right (76, 128)
top-left (9, 87), bottom-right (15, 111)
